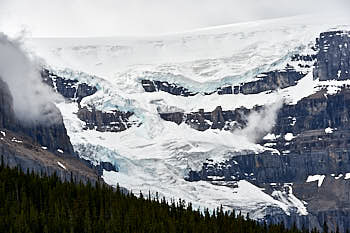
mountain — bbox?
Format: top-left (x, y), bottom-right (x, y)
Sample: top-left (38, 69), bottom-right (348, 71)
top-left (2, 14), bottom-right (350, 231)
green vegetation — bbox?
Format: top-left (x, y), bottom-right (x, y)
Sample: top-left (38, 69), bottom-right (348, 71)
top-left (0, 158), bottom-right (327, 233)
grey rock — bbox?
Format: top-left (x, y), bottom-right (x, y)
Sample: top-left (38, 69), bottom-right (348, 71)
top-left (314, 31), bottom-right (350, 81)
top-left (77, 106), bottom-right (134, 132)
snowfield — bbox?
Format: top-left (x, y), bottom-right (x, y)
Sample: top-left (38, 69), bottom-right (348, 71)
top-left (25, 14), bottom-right (350, 219)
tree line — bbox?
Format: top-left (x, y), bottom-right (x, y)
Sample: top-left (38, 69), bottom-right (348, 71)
top-left (0, 158), bottom-right (339, 233)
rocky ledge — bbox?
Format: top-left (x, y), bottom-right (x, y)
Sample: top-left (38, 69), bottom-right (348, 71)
top-left (142, 66), bottom-right (306, 97)
top-left (41, 69), bottom-right (97, 102)
top-left (0, 75), bottom-right (101, 183)
top-left (42, 69), bottom-right (137, 133)
top-left (0, 77), bottom-right (74, 155)
top-left (160, 106), bottom-right (252, 131)
top-left (185, 30), bottom-right (350, 232)
top-left (77, 106), bottom-right (135, 132)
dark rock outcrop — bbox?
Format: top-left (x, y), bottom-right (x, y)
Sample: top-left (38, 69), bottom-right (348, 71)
top-left (42, 69), bottom-right (136, 133)
top-left (314, 31), bottom-right (350, 81)
top-left (77, 106), bottom-right (134, 132)
top-left (182, 30), bottom-right (350, 231)
top-left (142, 67), bottom-right (306, 97)
top-left (185, 85), bottom-right (350, 232)
top-left (0, 129), bottom-right (100, 184)
top-left (141, 80), bottom-right (197, 96)
top-left (0, 77), bottom-right (99, 184)
top-left (41, 69), bottom-right (97, 102)
top-left (0, 78), bottom-right (74, 155)
top-left (187, 149), bottom-right (350, 184)
top-left (219, 68), bottom-right (306, 95)
top-left (238, 68), bottom-right (306, 95)
top-left (160, 106), bottom-right (251, 131)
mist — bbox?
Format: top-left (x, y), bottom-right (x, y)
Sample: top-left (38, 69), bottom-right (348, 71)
top-left (235, 101), bottom-right (283, 144)
top-left (0, 33), bottom-right (62, 125)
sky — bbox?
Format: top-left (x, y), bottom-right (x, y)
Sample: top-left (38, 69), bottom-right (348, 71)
top-left (0, 0), bottom-right (349, 38)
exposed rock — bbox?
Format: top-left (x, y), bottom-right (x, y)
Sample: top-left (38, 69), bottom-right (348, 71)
top-left (218, 68), bottom-right (306, 95)
top-left (185, 85), bottom-right (350, 232)
top-left (41, 69), bottom-right (97, 102)
top-left (160, 112), bottom-right (185, 125)
top-left (0, 78), bottom-right (74, 155)
top-left (0, 128), bottom-right (99, 184)
top-left (211, 106), bottom-right (225, 129)
top-left (77, 106), bottom-right (134, 132)
top-left (264, 177), bottom-right (350, 232)
top-left (95, 161), bottom-right (119, 177)
top-left (142, 68), bottom-right (306, 97)
top-left (314, 31), bottom-right (350, 81)
top-left (160, 106), bottom-right (252, 131)
top-left (42, 69), bottom-right (136, 133)
top-left (187, 149), bottom-right (350, 184)
top-left (141, 80), bottom-right (197, 96)
top-left (217, 86), bottom-right (233, 95)
top-left (237, 68), bottom-right (306, 95)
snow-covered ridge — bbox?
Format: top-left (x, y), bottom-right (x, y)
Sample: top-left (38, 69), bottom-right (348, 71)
top-left (28, 15), bottom-right (350, 220)
top-left (27, 15), bottom-right (348, 86)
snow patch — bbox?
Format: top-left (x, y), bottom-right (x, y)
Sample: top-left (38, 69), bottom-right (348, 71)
top-left (271, 184), bottom-right (308, 216)
top-left (263, 133), bottom-right (277, 141)
top-left (306, 175), bottom-right (325, 187)
top-left (345, 173), bottom-right (350, 180)
top-left (57, 161), bottom-right (66, 170)
top-left (325, 127), bottom-right (334, 134)
top-left (284, 133), bottom-right (295, 141)
top-left (11, 137), bottom-right (22, 143)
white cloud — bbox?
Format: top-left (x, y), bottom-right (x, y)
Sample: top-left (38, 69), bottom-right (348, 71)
top-left (0, 0), bottom-right (349, 37)
top-left (0, 33), bottom-right (62, 125)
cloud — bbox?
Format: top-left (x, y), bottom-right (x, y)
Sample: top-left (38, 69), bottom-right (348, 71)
top-left (0, 33), bottom-right (62, 125)
top-left (236, 100), bottom-right (283, 143)
top-left (0, 0), bottom-right (349, 37)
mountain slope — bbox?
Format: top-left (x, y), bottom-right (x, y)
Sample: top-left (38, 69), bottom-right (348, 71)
top-left (21, 14), bottom-right (350, 231)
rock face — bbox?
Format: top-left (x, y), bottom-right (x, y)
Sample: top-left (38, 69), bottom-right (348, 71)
top-left (0, 77), bottom-right (99, 184)
top-left (41, 69), bottom-right (97, 102)
top-left (160, 106), bottom-right (251, 131)
top-left (223, 68), bottom-right (306, 95)
top-left (141, 80), bottom-right (198, 96)
top-left (185, 86), bottom-right (350, 231)
top-left (184, 31), bottom-right (350, 232)
top-left (187, 148), bottom-right (350, 184)
top-left (0, 78), bottom-right (74, 155)
top-left (77, 106), bottom-right (134, 132)
top-left (314, 31), bottom-right (350, 81)
top-left (142, 67), bottom-right (306, 96)
top-left (0, 129), bottom-right (100, 184)
top-left (42, 69), bottom-right (136, 133)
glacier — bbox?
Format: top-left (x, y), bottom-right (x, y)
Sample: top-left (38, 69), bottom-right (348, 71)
top-left (23, 14), bottom-right (350, 219)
